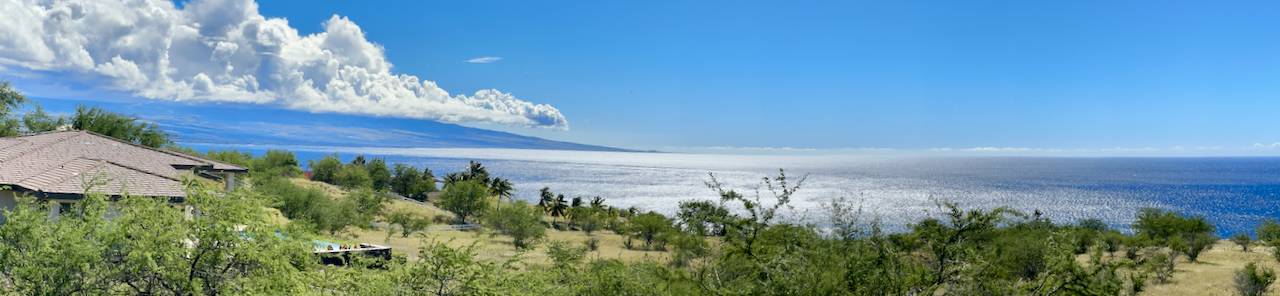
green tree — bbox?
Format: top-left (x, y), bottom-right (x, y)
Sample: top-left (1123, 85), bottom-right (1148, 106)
top-left (335, 163), bottom-right (373, 189)
top-left (385, 208), bottom-right (432, 240)
top-left (489, 177), bottom-right (514, 201)
top-left (676, 200), bottom-right (730, 236)
top-left (348, 187), bottom-right (389, 227)
top-left (71, 105), bottom-right (170, 147)
top-left (538, 187), bottom-right (554, 212)
top-left (483, 201), bottom-right (547, 249)
top-left (628, 212), bottom-right (675, 249)
top-left (1259, 219), bottom-right (1280, 242)
top-left (570, 207), bottom-right (603, 235)
top-left (21, 105), bottom-right (66, 133)
top-left (438, 180), bottom-right (490, 224)
top-left (0, 81), bottom-right (26, 116)
top-left (253, 150), bottom-right (302, 178)
top-left (308, 154), bottom-right (343, 184)
top-left (550, 194), bottom-right (569, 227)
top-left (465, 160), bottom-right (490, 182)
top-left (204, 149), bottom-right (254, 168)
top-left (366, 158), bottom-right (392, 191)
top-left (0, 81), bottom-right (26, 137)
top-left (1133, 208), bottom-right (1216, 262)
top-left (912, 201), bottom-right (1017, 286)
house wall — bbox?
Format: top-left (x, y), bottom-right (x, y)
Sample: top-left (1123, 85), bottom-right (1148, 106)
top-left (0, 190), bottom-right (15, 224)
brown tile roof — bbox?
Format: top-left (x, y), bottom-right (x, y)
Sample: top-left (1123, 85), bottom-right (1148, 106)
top-left (0, 131), bottom-right (247, 198)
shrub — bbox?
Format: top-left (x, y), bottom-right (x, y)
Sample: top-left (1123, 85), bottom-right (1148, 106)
top-left (365, 158), bottom-right (392, 191)
top-left (571, 207), bottom-right (602, 235)
top-left (253, 150), bottom-right (302, 177)
top-left (1180, 232), bottom-right (1216, 262)
top-left (308, 155), bottom-right (343, 184)
top-left (437, 180), bottom-right (490, 224)
top-left (1134, 208), bottom-right (1214, 244)
top-left (334, 164), bottom-right (373, 189)
top-left (71, 105), bottom-right (170, 147)
top-left (676, 200), bottom-right (730, 236)
top-left (1236, 262), bottom-right (1276, 296)
top-left (1233, 233), bottom-right (1254, 252)
top-left (256, 178), bottom-right (357, 234)
top-left (1133, 208), bottom-right (1215, 262)
top-left (1259, 220), bottom-right (1280, 242)
top-left (546, 240), bottom-right (588, 270)
top-left (483, 201), bottom-right (545, 249)
top-left (385, 209), bottom-right (431, 239)
top-left (627, 212), bottom-right (675, 250)
top-left (670, 232), bottom-right (708, 267)
top-left (390, 164), bottom-right (436, 200)
top-left (348, 188), bottom-right (389, 227)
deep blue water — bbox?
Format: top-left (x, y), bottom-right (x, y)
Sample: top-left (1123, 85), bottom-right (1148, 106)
top-left (192, 144), bottom-right (1280, 237)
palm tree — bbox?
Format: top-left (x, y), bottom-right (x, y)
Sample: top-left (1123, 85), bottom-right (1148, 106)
top-left (443, 172), bottom-right (463, 188)
top-left (538, 187), bottom-right (554, 212)
top-left (489, 178), bottom-right (514, 201)
top-left (550, 194), bottom-right (569, 227)
top-left (466, 160), bottom-right (489, 182)
top-left (590, 196), bottom-right (605, 209)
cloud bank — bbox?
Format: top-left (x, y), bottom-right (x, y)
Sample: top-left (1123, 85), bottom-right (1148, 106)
top-left (0, 0), bottom-right (568, 129)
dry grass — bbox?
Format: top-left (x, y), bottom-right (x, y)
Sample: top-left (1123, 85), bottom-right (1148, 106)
top-left (344, 226), bottom-right (670, 265)
top-left (1140, 240), bottom-right (1280, 296)
top-left (285, 178), bottom-right (671, 265)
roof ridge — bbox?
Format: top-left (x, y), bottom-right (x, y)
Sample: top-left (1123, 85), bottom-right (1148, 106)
top-left (98, 158), bottom-right (183, 182)
top-left (0, 131), bottom-right (82, 163)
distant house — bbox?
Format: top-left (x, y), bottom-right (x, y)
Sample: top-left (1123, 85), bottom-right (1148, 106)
top-left (0, 131), bottom-right (247, 222)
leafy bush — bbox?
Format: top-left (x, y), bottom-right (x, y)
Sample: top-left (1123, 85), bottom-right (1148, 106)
top-left (437, 180), bottom-right (490, 224)
top-left (365, 158), bottom-right (392, 191)
top-left (390, 164), bottom-right (436, 200)
top-left (253, 150), bottom-right (302, 177)
top-left (256, 178), bottom-right (357, 234)
top-left (308, 154), bottom-right (343, 184)
top-left (483, 201), bottom-right (546, 249)
top-left (1236, 262), bottom-right (1276, 296)
top-left (1133, 208), bottom-right (1216, 262)
top-left (334, 163), bottom-right (373, 189)
top-left (546, 240), bottom-right (588, 270)
top-left (627, 212), bottom-right (675, 249)
top-left (384, 208), bottom-right (431, 239)
top-left (71, 105), bottom-right (170, 147)
top-left (676, 200), bottom-right (730, 236)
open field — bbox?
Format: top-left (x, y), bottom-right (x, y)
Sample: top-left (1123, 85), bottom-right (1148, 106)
top-left (287, 178), bottom-right (673, 265)
top-left (1143, 240), bottom-right (1280, 296)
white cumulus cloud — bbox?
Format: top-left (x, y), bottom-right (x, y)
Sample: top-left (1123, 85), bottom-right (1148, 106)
top-left (466, 56), bottom-right (502, 64)
top-left (0, 0), bottom-right (568, 129)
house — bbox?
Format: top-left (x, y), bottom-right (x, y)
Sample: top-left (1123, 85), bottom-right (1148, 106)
top-left (0, 130), bottom-right (247, 222)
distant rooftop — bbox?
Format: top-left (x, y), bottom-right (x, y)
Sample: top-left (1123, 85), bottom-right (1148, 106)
top-left (0, 130), bottom-right (246, 198)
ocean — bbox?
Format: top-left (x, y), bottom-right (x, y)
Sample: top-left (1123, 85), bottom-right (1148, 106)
top-left (191, 144), bottom-right (1280, 237)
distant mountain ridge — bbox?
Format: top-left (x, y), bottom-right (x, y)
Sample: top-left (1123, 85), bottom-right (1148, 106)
top-left (31, 97), bottom-right (631, 152)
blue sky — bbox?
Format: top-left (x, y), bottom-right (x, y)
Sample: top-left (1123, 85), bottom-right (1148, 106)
top-left (4, 0), bottom-right (1280, 153)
